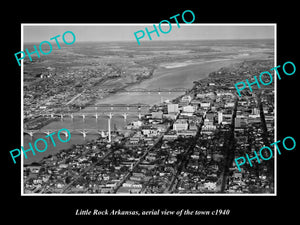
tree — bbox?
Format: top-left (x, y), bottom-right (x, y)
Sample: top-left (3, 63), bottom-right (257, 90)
top-left (24, 168), bottom-right (31, 176)
top-left (65, 176), bottom-right (72, 184)
top-left (91, 156), bottom-right (98, 164)
top-left (120, 166), bottom-right (127, 173)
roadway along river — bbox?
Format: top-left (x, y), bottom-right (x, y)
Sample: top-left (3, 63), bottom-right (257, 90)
top-left (23, 57), bottom-right (242, 164)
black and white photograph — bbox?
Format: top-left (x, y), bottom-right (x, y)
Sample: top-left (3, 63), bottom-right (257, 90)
top-left (21, 24), bottom-right (276, 195)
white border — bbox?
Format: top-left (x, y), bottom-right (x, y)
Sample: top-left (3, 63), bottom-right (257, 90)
top-left (21, 23), bottom-right (277, 196)
top-left (274, 24), bottom-right (277, 196)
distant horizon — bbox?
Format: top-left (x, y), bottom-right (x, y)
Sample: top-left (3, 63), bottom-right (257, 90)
top-left (22, 24), bottom-right (275, 44)
top-left (23, 38), bottom-right (274, 45)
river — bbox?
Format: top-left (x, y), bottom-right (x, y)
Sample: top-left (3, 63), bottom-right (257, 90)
top-left (23, 57), bottom-right (242, 164)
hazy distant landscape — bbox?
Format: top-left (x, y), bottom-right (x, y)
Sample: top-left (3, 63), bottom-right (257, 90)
top-left (24, 39), bottom-right (274, 118)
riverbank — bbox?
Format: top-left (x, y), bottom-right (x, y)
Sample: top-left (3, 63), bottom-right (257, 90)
top-left (95, 58), bottom-right (242, 106)
top-left (24, 66), bottom-right (156, 130)
top-left (24, 117), bottom-right (59, 130)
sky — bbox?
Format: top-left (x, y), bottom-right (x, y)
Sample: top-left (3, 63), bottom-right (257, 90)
top-left (23, 24), bottom-right (275, 43)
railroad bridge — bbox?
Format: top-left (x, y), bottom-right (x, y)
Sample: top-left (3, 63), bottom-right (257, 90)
top-left (40, 111), bottom-right (147, 121)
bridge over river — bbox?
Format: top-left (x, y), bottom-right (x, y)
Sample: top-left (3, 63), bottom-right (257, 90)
top-left (23, 128), bottom-right (130, 139)
top-left (24, 103), bottom-right (154, 140)
top-left (40, 111), bottom-right (148, 121)
top-left (37, 103), bottom-right (154, 120)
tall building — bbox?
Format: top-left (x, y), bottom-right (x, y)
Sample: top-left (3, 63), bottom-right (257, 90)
top-left (108, 118), bottom-right (111, 143)
top-left (167, 104), bottom-right (179, 114)
top-left (235, 117), bottom-right (241, 128)
top-left (205, 113), bottom-right (215, 125)
top-left (173, 119), bottom-right (189, 131)
top-left (253, 108), bottom-right (260, 115)
top-left (235, 116), bottom-right (246, 128)
top-left (218, 112), bottom-right (223, 124)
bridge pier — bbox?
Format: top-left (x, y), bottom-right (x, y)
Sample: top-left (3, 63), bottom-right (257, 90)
top-left (43, 130), bottom-right (52, 136)
top-left (81, 114), bottom-right (86, 121)
top-left (138, 113), bottom-right (142, 120)
top-left (60, 114), bottom-right (64, 120)
top-left (106, 112), bottom-right (113, 119)
top-left (99, 130), bottom-right (108, 138)
top-left (28, 131), bottom-right (34, 140)
top-left (122, 113), bottom-right (128, 120)
top-left (60, 131), bottom-right (69, 139)
top-left (80, 130), bottom-right (87, 139)
top-left (95, 113), bottom-right (99, 121)
top-left (24, 130), bottom-right (37, 140)
top-left (70, 114), bottom-right (74, 120)
top-left (97, 130), bottom-right (105, 138)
